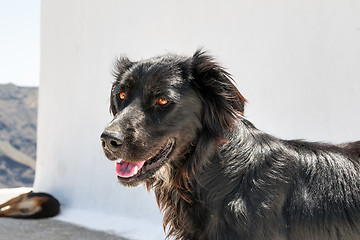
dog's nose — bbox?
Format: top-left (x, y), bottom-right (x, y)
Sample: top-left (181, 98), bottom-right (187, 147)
top-left (100, 131), bottom-right (124, 152)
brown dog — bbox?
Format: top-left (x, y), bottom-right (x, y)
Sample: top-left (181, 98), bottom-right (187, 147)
top-left (0, 191), bottom-right (60, 219)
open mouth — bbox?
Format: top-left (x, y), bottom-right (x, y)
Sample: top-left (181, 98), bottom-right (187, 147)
top-left (115, 138), bottom-right (175, 183)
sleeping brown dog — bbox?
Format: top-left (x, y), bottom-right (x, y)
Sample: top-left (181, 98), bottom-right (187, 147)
top-left (0, 191), bottom-right (60, 219)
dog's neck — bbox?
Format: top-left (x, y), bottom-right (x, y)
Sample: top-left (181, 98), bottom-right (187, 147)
top-left (148, 118), bottom-right (261, 239)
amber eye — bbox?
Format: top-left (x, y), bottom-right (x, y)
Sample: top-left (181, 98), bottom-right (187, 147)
top-left (158, 98), bottom-right (168, 105)
top-left (119, 92), bottom-right (126, 100)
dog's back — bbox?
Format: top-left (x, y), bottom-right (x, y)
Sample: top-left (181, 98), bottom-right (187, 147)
top-left (0, 191), bottom-right (60, 219)
top-left (342, 141), bottom-right (360, 158)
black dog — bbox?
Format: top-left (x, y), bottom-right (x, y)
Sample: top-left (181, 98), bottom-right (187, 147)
top-left (101, 50), bottom-right (360, 240)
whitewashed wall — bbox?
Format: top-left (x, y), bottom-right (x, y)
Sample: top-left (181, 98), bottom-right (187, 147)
top-left (35, 0), bottom-right (360, 238)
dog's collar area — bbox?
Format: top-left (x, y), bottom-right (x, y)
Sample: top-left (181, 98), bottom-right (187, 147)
top-left (116, 138), bottom-right (175, 180)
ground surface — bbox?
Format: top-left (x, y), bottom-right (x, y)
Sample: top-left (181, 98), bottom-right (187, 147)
top-left (0, 218), bottom-right (127, 240)
top-left (0, 188), bottom-right (163, 240)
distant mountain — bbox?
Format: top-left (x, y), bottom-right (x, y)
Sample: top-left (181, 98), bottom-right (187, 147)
top-left (0, 83), bottom-right (37, 187)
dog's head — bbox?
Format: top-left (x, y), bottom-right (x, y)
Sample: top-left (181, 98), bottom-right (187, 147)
top-left (101, 50), bottom-right (245, 186)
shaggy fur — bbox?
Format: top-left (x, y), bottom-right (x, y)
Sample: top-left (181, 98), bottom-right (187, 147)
top-left (101, 50), bottom-right (360, 240)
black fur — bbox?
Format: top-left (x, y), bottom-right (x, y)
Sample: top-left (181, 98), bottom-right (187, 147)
top-left (101, 50), bottom-right (360, 240)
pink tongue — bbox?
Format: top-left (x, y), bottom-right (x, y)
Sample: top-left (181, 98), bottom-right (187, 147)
top-left (116, 160), bottom-right (145, 178)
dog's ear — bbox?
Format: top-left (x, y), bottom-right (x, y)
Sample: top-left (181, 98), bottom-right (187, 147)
top-left (191, 50), bottom-right (246, 138)
top-left (113, 56), bottom-right (134, 78)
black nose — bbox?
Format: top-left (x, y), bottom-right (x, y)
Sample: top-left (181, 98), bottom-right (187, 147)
top-left (100, 131), bottom-right (124, 152)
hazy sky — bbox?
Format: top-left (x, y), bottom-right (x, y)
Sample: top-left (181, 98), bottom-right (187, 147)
top-left (0, 0), bottom-right (40, 87)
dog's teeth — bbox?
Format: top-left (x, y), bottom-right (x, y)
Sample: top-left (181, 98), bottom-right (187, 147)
top-left (116, 159), bottom-right (124, 166)
top-left (134, 166), bottom-right (138, 175)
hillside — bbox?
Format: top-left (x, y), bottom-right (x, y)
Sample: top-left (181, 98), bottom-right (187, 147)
top-left (0, 83), bottom-right (37, 187)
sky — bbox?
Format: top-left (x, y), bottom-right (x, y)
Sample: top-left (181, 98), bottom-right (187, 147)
top-left (0, 0), bottom-right (40, 87)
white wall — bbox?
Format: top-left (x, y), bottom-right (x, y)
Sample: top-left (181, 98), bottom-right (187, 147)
top-left (35, 0), bottom-right (360, 238)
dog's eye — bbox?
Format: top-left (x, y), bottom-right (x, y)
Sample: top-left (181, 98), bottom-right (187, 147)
top-left (158, 98), bottom-right (168, 105)
top-left (119, 92), bottom-right (126, 100)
